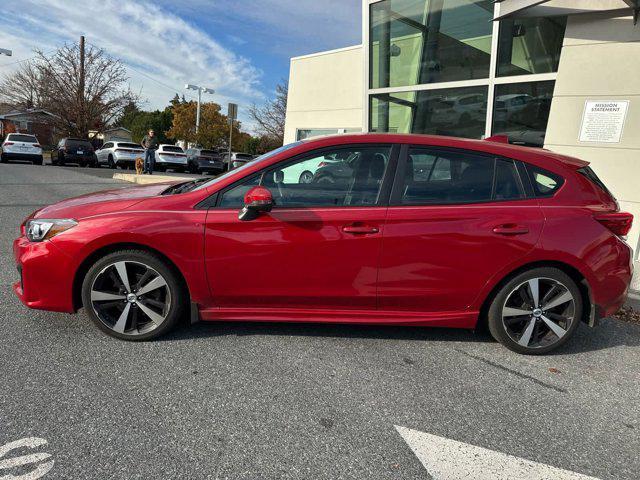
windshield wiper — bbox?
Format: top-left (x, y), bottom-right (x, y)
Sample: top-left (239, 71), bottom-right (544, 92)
top-left (164, 178), bottom-right (210, 195)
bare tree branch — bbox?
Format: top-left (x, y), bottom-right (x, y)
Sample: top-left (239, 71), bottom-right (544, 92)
top-left (248, 81), bottom-right (287, 144)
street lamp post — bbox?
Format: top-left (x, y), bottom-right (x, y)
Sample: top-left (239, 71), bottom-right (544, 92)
top-left (0, 48), bottom-right (12, 56)
top-left (185, 84), bottom-right (215, 136)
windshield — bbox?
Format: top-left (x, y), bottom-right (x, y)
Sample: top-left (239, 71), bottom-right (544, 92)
top-left (7, 134), bottom-right (38, 143)
top-left (163, 146), bottom-right (184, 153)
top-left (192, 142), bottom-right (303, 192)
top-left (66, 139), bottom-right (92, 148)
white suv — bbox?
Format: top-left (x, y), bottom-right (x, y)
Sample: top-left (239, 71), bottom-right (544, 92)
top-left (1, 133), bottom-right (44, 165)
top-left (155, 144), bottom-right (187, 172)
top-left (96, 141), bottom-right (145, 169)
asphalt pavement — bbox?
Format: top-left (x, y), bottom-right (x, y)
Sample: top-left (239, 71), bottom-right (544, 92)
top-left (1, 162), bottom-right (639, 479)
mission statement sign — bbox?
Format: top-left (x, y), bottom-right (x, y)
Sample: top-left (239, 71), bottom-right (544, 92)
top-left (579, 100), bottom-right (629, 143)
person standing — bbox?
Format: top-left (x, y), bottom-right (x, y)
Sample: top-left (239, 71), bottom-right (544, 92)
top-left (141, 129), bottom-right (159, 174)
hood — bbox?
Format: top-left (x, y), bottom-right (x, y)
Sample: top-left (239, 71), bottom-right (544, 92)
top-left (34, 182), bottom-right (178, 219)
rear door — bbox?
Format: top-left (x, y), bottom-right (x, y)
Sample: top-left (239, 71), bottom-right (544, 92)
top-left (203, 144), bottom-right (398, 311)
top-left (378, 145), bottom-right (544, 314)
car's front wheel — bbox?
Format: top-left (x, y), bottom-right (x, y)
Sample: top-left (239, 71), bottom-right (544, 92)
top-left (81, 250), bottom-right (187, 340)
top-left (487, 267), bottom-right (582, 355)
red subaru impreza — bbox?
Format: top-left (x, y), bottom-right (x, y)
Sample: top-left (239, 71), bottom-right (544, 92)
top-left (13, 134), bottom-right (633, 354)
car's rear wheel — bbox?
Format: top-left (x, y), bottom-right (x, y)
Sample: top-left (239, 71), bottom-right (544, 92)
top-left (487, 267), bottom-right (582, 355)
top-left (81, 250), bottom-right (187, 341)
top-left (299, 171), bottom-right (314, 184)
top-left (108, 155), bottom-right (116, 169)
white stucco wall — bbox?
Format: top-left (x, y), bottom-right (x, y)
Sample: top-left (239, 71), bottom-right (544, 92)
top-left (544, 13), bottom-right (640, 290)
top-left (283, 45), bottom-right (364, 145)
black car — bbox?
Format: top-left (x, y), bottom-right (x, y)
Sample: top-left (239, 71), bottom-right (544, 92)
top-left (53, 138), bottom-right (97, 167)
top-left (185, 148), bottom-right (225, 175)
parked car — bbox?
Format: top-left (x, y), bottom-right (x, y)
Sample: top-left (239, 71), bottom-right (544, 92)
top-left (13, 134), bottom-right (633, 354)
top-left (185, 148), bottom-right (225, 175)
top-left (96, 141), bottom-right (145, 169)
top-left (1, 133), bottom-right (43, 165)
top-left (223, 152), bottom-right (254, 170)
top-left (53, 138), bottom-right (97, 167)
top-left (154, 144), bottom-right (187, 172)
top-left (430, 93), bottom-right (486, 126)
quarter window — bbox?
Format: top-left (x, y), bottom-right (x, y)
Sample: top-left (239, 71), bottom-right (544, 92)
top-left (400, 148), bottom-right (523, 204)
top-left (218, 146), bottom-right (392, 208)
top-left (527, 165), bottom-right (564, 197)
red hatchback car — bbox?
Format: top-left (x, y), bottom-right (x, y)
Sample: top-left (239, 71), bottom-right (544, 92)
top-left (14, 134), bottom-right (633, 354)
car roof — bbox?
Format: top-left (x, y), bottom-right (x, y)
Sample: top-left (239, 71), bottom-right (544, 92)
top-left (299, 133), bottom-right (589, 169)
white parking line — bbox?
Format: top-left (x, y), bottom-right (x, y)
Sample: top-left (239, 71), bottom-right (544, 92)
top-left (396, 426), bottom-right (600, 480)
top-left (0, 437), bottom-right (54, 480)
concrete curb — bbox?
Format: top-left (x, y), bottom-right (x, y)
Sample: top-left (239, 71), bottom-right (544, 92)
top-left (113, 173), bottom-right (192, 185)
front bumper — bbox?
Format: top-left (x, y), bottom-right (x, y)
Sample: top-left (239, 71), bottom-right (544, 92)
top-left (13, 236), bottom-right (76, 313)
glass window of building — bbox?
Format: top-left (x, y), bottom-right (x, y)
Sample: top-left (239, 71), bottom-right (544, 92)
top-left (370, 85), bottom-right (488, 139)
top-left (492, 81), bottom-right (555, 147)
top-left (497, 17), bottom-right (567, 77)
top-left (370, 0), bottom-right (494, 89)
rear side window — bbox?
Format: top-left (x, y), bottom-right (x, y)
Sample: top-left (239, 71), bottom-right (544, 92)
top-left (400, 148), bottom-right (523, 205)
top-left (118, 142), bottom-right (142, 149)
top-left (578, 166), bottom-right (613, 197)
top-left (526, 165), bottom-right (564, 197)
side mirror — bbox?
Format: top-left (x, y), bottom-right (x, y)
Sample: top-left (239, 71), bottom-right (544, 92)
top-left (239, 186), bottom-right (274, 221)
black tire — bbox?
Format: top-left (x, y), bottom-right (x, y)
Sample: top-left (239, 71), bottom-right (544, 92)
top-left (314, 174), bottom-right (336, 185)
top-left (487, 267), bottom-right (583, 355)
top-left (34, 156), bottom-right (44, 165)
top-left (81, 250), bottom-right (188, 341)
top-left (58, 153), bottom-right (65, 166)
top-left (188, 162), bottom-right (199, 174)
top-left (0, 154), bottom-right (7, 164)
top-left (299, 171), bottom-right (314, 184)
top-left (108, 155), bottom-right (116, 169)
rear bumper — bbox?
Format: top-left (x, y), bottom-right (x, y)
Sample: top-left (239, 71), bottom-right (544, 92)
top-left (61, 154), bottom-right (95, 164)
top-left (2, 152), bottom-right (43, 162)
top-left (592, 239), bottom-right (634, 321)
top-left (13, 236), bottom-right (76, 313)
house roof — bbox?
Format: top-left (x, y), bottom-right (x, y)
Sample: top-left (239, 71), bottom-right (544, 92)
top-left (104, 127), bottom-right (131, 133)
top-left (0, 109), bottom-right (57, 120)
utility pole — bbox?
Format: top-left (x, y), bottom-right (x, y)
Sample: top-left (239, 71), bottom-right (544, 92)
top-left (79, 36), bottom-right (85, 137)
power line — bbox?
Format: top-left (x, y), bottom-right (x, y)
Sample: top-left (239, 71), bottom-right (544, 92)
top-left (0, 47), bottom-right (58, 68)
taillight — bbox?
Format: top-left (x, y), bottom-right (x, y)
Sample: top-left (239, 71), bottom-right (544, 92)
top-left (595, 211), bottom-right (633, 237)
top-left (4, 142), bottom-right (14, 146)
top-left (33, 143), bottom-right (41, 148)
top-left (318, 161), bottom-right (327, 168)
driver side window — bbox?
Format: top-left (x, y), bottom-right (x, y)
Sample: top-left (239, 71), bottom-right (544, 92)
top-left (218, 146), bottom-right (391, 208)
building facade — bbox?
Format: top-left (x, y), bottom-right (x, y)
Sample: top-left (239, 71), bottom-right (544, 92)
top-left (284, 0), bottom-right (640, 290)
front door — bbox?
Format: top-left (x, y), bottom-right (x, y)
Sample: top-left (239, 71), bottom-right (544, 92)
top-left (378, 146), bottom-right (545, 314)
top-left (204, 144), bottom-right (397, 311)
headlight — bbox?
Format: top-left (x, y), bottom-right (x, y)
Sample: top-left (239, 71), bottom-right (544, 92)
top-left (25, 219), bottom-right (78, 242)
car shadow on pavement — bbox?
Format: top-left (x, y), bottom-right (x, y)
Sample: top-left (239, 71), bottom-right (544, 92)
top-left (159, 316), bottom-right (640, 354)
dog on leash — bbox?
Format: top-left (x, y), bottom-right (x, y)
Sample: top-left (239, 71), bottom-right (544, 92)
top-left (135, 157), bottom-right (144, 175)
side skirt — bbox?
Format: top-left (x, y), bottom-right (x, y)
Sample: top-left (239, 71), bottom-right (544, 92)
top-left (198, 307), bottom-right (478, 328)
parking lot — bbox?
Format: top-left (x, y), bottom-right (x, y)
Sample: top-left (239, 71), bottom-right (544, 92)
top-left (1, 162), bottom-right (639, 479)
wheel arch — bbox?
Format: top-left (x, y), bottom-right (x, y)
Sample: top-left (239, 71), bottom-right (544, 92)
top-left (72, 242), bottom-right (191, 312)
top-left (476, 260), bottom-right (594, 331)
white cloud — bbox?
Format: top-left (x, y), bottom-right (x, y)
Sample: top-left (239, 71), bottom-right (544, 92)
top-left (0, 0), bottom-right (264, 125)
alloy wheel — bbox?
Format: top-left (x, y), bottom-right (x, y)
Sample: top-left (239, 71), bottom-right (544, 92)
top-left (90, 260), bottom-right (171, 336)
top-left (501, 277), bottom-right (576, 350)
top-left (299, 171), bottom-right (314, 184)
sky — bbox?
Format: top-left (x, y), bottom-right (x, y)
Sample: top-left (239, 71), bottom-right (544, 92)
top-left (0, 0), bottom-right (362, 130)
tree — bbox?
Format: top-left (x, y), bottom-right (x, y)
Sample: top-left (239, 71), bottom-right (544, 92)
top-left (167, 101), bottom-right (242, 149)
top-left (248, 81), bottom-right (287, 145)
top-left (0, 42), bottom-right (136, 138)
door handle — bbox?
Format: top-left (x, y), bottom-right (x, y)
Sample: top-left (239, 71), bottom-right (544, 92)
top-left (343, 224), bottom-right (379, 235)
top-left (492, 224), bottom-right (529, 235)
